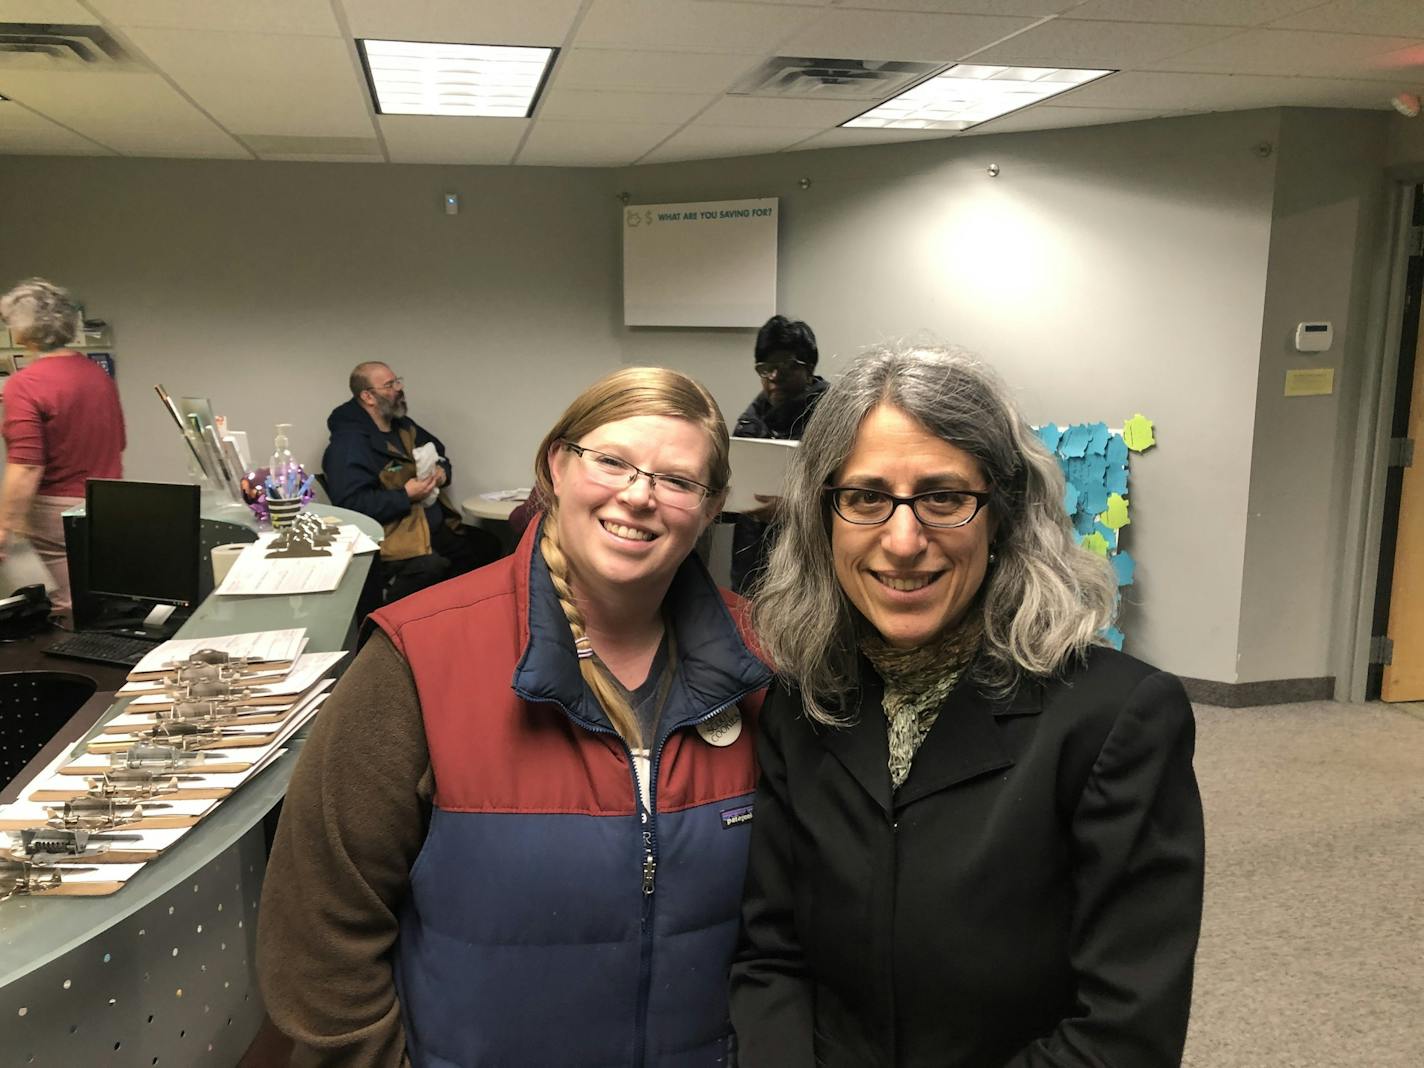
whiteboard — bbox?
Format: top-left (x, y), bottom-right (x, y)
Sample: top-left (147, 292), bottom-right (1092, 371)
top-left (623, 198), bottom-right (778, 327)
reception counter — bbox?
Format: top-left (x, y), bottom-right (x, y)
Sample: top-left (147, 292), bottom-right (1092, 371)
top-left (0, 503), bottom-right (381, 1066)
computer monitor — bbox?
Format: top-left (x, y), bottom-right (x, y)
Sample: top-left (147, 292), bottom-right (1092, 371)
top-left (85, 479), bottom-right (201, 635)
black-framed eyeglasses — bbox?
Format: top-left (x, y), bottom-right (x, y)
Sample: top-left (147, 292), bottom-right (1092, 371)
top-left (755, 359), bottom-right (808, 378)
top-left (825, 486), bottom-right (992, 529)
top-left (562, 442), bottom-right (713, 510)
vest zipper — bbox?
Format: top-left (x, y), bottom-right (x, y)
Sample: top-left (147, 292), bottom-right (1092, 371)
top-left (525, 682), bottom-right (762, 1068)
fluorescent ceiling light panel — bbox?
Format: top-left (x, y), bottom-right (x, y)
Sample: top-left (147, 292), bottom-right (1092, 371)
top-left (360, 39), bottom-right (556, 118)
top-left (844, 65), bottom-right (1113, 131)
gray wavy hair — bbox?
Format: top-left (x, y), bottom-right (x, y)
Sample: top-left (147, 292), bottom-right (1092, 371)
top-left (751, 342), bottom-right (1118, 724)
top-left (0, 278), bottom-right (81, 352)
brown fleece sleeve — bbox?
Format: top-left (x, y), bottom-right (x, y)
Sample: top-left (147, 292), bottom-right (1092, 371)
top-left (256, 630), bottom-right (434, 1068)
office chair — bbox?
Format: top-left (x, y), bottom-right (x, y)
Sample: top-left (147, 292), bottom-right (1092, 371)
top-left (0, 670), bottom-right (98, 791)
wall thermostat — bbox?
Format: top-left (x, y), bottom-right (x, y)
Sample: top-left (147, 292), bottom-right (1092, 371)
top-left (1294, 321), bottom-right (1332, 353)
top-left (444, 192), bottom-right (459, 215)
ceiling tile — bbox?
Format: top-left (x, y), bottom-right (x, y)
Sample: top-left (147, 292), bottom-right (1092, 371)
top-left (969, 18), bottom-right (1244, 68)
top-left (786, 125), bottom-right (957, 151)
top-left (1268, 0), bottom-right (1424, 38)
top-left (518, 118), bottom-right (681, 165)
top-left (779, 10), bottom-right (1036, 62)
top-left (85, 0), bottom-right (340, 36)
top-left (699, 94), bottom-right (866, 126)
top-left (553, 48), bottom-right (760, 92)
top-left (339, 0), bottom-right (584, 46)
top-left (379, 114), bottom-right (527, 164)
top-left (962, 103), bottom-right (1185, 134)
top-left (0, 98), bottom-right (112, 153)
top-left (539, 88), bottom-right (714, 123)
top-left (0, 1), bottom-right (93, 20)
top-left (0, 68), bottom-right (247, 155)
top-left (575, 0), bottom-right (817, 54)
top-left (1066, 0), bottom-right (1323, 25)
top-left (121, 27), bottom-right (376, 138)
top-left (638, 122), bottom-right (819, 162)
top-left (1051, 69), bottom-right (1399, 111)
top-left (1159, 28), bottom-right (1424, 79)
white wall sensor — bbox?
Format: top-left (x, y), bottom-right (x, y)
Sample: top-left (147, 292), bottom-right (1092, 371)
top-left (1294, 322), bottom-right (1332, 353)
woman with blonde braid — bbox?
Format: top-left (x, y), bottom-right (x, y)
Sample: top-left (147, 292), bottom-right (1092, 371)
top-left (259, 367), bottom-right (770, 1067)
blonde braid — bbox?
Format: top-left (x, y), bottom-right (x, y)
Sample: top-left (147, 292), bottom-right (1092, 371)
top-left (540, 520), bottom-right (643, 749)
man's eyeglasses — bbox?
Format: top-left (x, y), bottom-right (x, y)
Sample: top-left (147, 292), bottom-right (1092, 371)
top-left (825, 486), bottom-right (992, 529)
top-left (562, 442), bottom-right (713, 510)
top-left (755, 359), bottom-right (808, 378)
top-left (368, 376), bottom-right (403, 393)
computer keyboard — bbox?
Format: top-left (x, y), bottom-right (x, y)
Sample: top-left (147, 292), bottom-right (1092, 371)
top-left (44, 630), bottom-right (160, 668)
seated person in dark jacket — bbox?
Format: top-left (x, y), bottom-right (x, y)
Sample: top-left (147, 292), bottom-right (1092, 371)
top-left (729, 315), bottom-right (828, 594)
top-left (323, 361), bottom-right (498, 602)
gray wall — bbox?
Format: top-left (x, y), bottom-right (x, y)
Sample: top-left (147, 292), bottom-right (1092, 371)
top-left (0, 107), bottom-right (1395, 685)
top-left (1237, 110), bottom-right (1391, 684)
top-left (0, 158), bottom-right (626, 491)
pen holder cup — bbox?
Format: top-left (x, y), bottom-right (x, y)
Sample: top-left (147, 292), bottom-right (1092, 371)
top-left (266, 496), bottom-right (304, 531)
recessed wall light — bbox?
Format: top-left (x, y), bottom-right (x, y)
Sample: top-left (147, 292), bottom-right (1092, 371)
top-left (358, 39), bottom-right (556, 118)
top-left (843, 65), bottom-right (1114, 131)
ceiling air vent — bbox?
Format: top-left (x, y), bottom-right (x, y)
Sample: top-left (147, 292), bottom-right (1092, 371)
top-left (729, 57), bottom-right (945, 102)
top-left (0, 23), bottom-right (133, 67)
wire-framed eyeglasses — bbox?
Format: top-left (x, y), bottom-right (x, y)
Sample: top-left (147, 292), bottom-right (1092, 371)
top-left (825, 486), bottom-right (992, 529)
top-left (368, 376), bottom-right (403, 393)
top-left (755, 358), bottom-right (809, 378)
top-left (562, 442), bottom-right (713, 510)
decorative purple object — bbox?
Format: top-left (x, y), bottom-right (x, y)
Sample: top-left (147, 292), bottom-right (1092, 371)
top-left (240, 464), bottom-right (316, 523)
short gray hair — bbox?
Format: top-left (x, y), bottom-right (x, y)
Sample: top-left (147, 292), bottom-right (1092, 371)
top-left (0, 278), bottom-right (80, 352)
top-left (752, 342), bottom-right (1118, 724)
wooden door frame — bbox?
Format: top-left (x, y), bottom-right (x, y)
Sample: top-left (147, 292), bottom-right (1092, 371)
top-left (1336, 181), bottom-right (1423, 701)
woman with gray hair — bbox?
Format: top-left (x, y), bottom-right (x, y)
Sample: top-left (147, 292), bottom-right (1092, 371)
top-left (0, 279), bottom-right (125, 613)
top-left (730, 344), bottom-right (1204, 1067)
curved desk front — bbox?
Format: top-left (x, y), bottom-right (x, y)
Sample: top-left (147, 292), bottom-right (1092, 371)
top-left (0, 503), bottom-right (381, 1066)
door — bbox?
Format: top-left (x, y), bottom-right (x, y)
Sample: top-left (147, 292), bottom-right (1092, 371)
top-left (1382, 194), bottom-right (1424, 700)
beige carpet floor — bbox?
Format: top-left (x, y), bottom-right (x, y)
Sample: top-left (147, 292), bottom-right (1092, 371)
top-left (1184, 700), bottom-right (1424, 1067)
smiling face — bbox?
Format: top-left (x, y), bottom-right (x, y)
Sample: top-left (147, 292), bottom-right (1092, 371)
top-left (548, 414), bottom-right (719, 603)
top-left (831, 404), bottom-right (996, 649)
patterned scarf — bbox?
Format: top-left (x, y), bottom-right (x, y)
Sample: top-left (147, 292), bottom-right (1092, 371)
top-left (861, 619), bottom-right (984, 791)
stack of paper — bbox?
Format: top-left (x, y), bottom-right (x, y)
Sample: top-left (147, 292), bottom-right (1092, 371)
top-left (0, 627), bottom-right (343, 898)
top-left (214, 524), bottom-right (377, 596)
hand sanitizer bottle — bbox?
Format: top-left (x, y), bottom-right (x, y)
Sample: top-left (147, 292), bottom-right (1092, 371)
top-left (270, 423), bottom-right (297, 499)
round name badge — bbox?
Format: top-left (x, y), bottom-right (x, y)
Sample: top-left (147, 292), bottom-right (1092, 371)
top-left (697, 708), bottom-right (742, 748)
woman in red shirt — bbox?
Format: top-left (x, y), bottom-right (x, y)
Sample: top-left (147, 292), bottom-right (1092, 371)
top-left (0, 278), bottom-right (125, 615)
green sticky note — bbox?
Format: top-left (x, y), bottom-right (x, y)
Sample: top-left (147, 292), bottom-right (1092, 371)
top-left (1100, 493), bottom-right (1130, 530)
top-left (1081, 531), bottom-right (1110, 556)
top-left (1122, 413), bottom-right (1155, 452)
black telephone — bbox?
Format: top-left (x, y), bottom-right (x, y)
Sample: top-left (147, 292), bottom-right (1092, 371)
top-left (0, 584), bottom-right (53, 639)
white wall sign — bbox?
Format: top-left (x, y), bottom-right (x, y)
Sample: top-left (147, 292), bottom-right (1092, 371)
top-left (623, 198), bottom-right (778, 327)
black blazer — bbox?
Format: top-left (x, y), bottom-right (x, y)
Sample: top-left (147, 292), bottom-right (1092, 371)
top-left (730, 647), bottom-right (1205, 1068)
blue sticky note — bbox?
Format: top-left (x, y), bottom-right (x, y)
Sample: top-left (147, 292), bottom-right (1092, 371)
top-left (1063, 481), bottom-right (1080, 516)
top-left (1112, 550), bottom-right (1135, 587)
top-left (1094, 522), bottom-right (1118, 548)
top-left (1074, 509), bottom-right (1098, 535)
top-left (1083, 483), bottom-right (1109, 515)
top-left (1037, 423), bottom-right (1063, 453)
top-left (1106, 435), bottom-right (1128, 466)
top-left (1059, 423), bottom-right (1092, 458)
top-left (1105, 463), bottom-right (1129, 495)
top-left (1082, 454), bottom-right (1107, 487)
top-left (1087, 422), bottom-right (1110, 456)
top-left (1102, 626), bottom-right (1125, 650)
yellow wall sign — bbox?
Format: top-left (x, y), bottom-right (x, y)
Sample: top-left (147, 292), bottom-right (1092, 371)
top-left (1284, 368), bottom-right (1335, 397)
